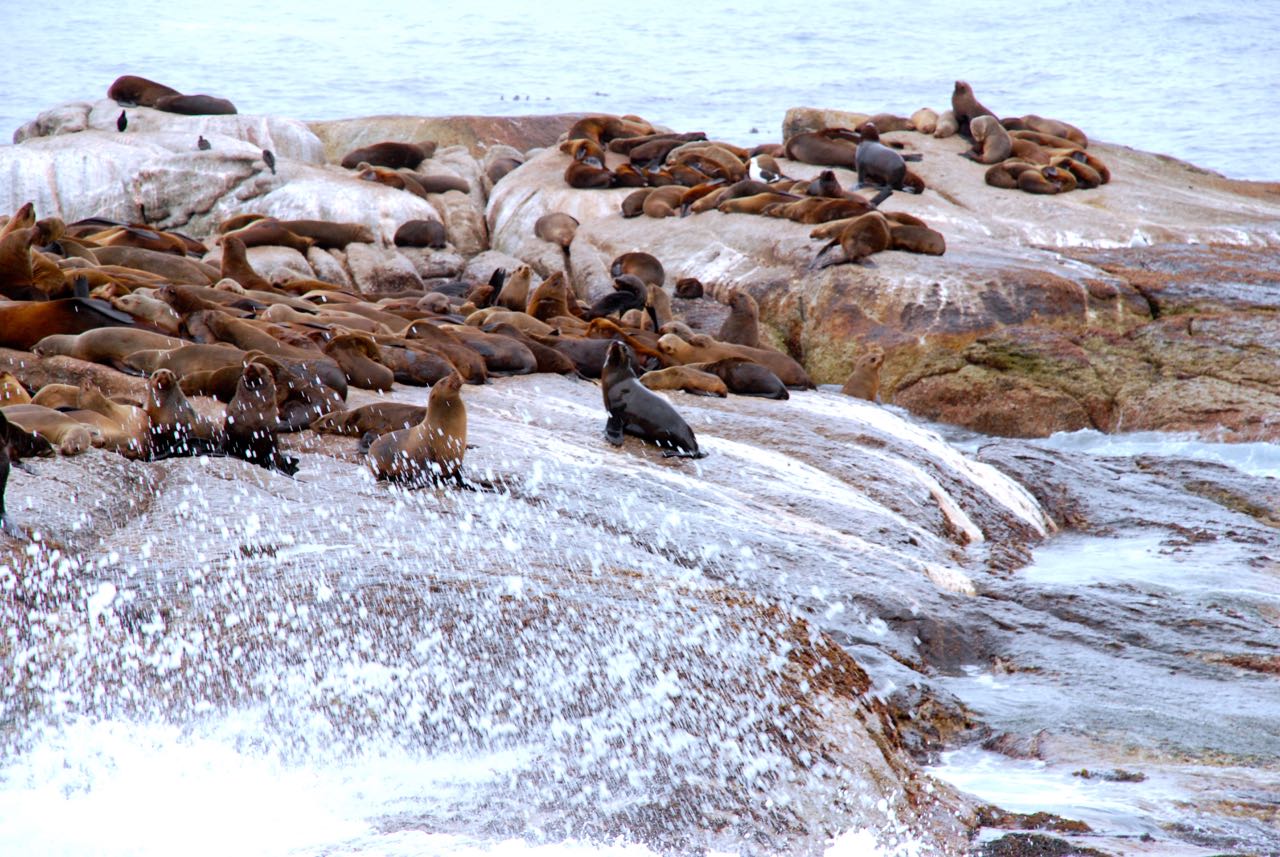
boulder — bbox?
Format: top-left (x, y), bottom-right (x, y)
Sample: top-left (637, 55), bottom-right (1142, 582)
top-left (308, 113), bottom-right (590, 162)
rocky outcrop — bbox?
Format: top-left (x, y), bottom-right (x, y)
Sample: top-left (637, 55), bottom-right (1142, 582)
top-left (308, 112), bottom-right (587, 161)
top-left (487, 113), bottom-right (1280, 440)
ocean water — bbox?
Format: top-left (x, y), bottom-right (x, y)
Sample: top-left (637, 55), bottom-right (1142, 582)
top-left (4, 0), bottom-right (1279, 180)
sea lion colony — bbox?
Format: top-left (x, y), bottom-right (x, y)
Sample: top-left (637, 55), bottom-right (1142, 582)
top-left (0, 77), bottom-right (1102, 516)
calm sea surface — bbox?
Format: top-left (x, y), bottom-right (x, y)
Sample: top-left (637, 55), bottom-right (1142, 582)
top-left (4, 0), bottom-right (1278, 180)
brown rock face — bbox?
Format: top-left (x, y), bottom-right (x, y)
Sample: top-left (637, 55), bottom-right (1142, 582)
top-left (309, 113), bottom-right (591, 162)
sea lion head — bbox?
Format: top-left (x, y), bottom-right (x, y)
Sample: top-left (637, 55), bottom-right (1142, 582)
top-left (604, 340), bottom-right (636, 376)
top-left (147, 368), bottom-right (179, 404)
top-left (857, 122), bottom-right (881, 142)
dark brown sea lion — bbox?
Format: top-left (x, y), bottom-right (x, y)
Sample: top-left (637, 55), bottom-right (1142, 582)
top-left (692, 357), bottom-right (788, 400)
top-left (443, 325), bottom-right (537, 376)
top-left (224, 362), bottom-right (298, 474)
top-left (984, 159), bottom-right (1038, 189)
top-left (144, 368), bottom-right (221, 459)
top-left (601, 341), bottom-right (704, 458)
top-left (951, 80), bottom-right (997, 139)
top-left (621, 189), bottom-right (653, 218)
top-left (534, 213), bottom-right (579, 248)
top-left (809, 212), bottom-right (892, 269)
top-left (153, 93), bottom-right (237, 115)
top-left (855, 123), bottom-right (922, 193)
top-left (366, 371), bottom-right (467, 486)
top-left (889, 223), bottom-right (946, 256)
top-left (482, 323), bottom-right (581, 376)
top-left (783, 132), bottom-right (858, 169)
top-left (340, 141), bottom-right (436, 170)
top-left (841, 348), bottom-right (885, 402)
top-left (674, 278), bottom-right (704, 299)
top-left (107, 75), bottom-right (181, 107)
top-left (278, 219), bottom-right (375, 248)
top-left (222, 220), bottom-right (314, 253)
top-left (1, 409), bottom-right (53, 525)
top-left (1009, 115), bottom-right (1088, 148)
top-left (399, 322), bottom-right (489, 385)
top-left (394, 219), bottom-right (448, 249)
top-left (564, 159), bottom-right (613, 189)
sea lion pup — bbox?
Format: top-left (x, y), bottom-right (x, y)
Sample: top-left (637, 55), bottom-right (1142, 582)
top-left (809, 212), bottom-right (893, 269)
top-left (639, 365), bottom-right (728, 397)
top-left (910, 108), bottom-right (939, 135)
top-left (600, 341), bottom-right (704, 459)
top-left (152, 93), bottom-right (237, 115)
top-left (223, 362), bottom-right (298, 475)
top-left (566, 114), bottom-right (654, 146)
top-left (841, 347), bottom-right (885, 402)
top-left (145, 369), bottom-right (223, 458)
top-left (323, 333), bottom-right (395, 392)
top-left (889, 223), bottom-right (947, 256)
top-left (534, 213), bottom-right (579, 249)
top-left (610, 252), bottom-right (665, 287)
top-left (674, 278), bottom-right (704, 299)
top-left (366, 371), bottom-right (468, 487)
top-left (339, 141), bottom-right (436, 170)
top-left (493, 264), bottom-right (534, 312)
top-left (933, 109), bottom-right (959, 139)
top-left (107, 75), bottom-right (181, 107)
top-left (620, 189), bottom-right (653, 218)
top-left (855, 123), bottom-right (922, 194)
top-left (312, 402), bottom-right (426, 437)
top-left (586, 275), bottom-right (648, 320)
top-left (1, 404), bottom-right (98, 456)
top-left (219, 235), bottom-right (274, 292)
top-left (951, 80), bottom-right (997, 139)
top-left (0, 373), bottom-right (30, 406)
top-left (717, 290), bottom-right (761, 348)
top-left (961, 116), bottom-right (1013, 164)
top-left (983, 159), bottom-right (1038, 189)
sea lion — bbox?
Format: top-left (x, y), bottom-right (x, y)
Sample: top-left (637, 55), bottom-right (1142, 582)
top-left (911, 108), bottom-right (939, 135)
top-left (692, 357), bottom-right (789, 400)
top-left (718, 192), bottom-right (802, 215)
top-left (586, 275), bottom-right (647, 321)
top-left (494, 265), bottom-right (534, 312)
top-left (399, 321), bottom-right (489, 384)
top-left (0, 298), bottom-right (136, 351)
top-left (1010, 115), bottom-right (1088, 148)
top-left (112, 292), bottom-right (183, 336)
top-left (481, 323), bottom-right (581, 376)
top-left (219, 236), bottom-right (274, 292)
top-left (153, 93), bottom-right (237, 115)
top-left (1, 404), bottom-right (97, 455)
top-left (221, 220), bottom-right (314, 254)
top-left (107, 75), bottom-right (181, 107)
top-left (33, 327), bottom-right (188, 371)
top-left (984, 159), bottom-right (1038, 189)
top-left (889, 224), bottom-right (946, 256)
top-left (442, 325), bottom-right (538, 376)
top-left (933, 110), bottom-right (959, 139)
top-left (366, 371), bottom-right (467, 486)
top-left (311, 402), bottom-right (427, 437)
top-left (323, 333), bottom-right (395, 391)
top-left (600, 341), bottom-right (704, 458)
top-left (144, 368), bottom-right (221, 459)
top-left (951, 81), bottom-right (996, 139)
top-left (646, 284), bottom-right (673, 329)
top-left (610, 252), bottom-right (665, 287)
top-left (410, 173), bottom-right (471, 195)
top-left (66, 385), bottom-right (150, 457)
top-left (855, 123), bottom-right (919, 193)
top-left (0, 373), bottom-right (31, 405)
top-left (718, 290), bottom-right (761, 348)
top-left (620, 189), bottom-right (652, 218)
top-left (639, 366), bottom-right (728, 397)
top-left (674, 278), bottom-right (704, 299)
top-left (340, 141), bottom-right (436, 170)
top-left (1053, 155), bottom-right (1103, 189)
top-left (783, 132), bottom-right (859, 169)
top-left (534, 212), bottom-right (579, 249)
top-left (526, 272), bottom-right (579, 323)
top-left (1018, 165), bottom-right (1071, 194)
top-left (841, 348), bottom-right (885, 402)
top-left (809, 212), bottom-right (892, 269)
top-left (641, 185), bottom-right (689, 218)
top-left (962, 116), bottom-right (1013, 164)
top-left (1008, 129), bottom-right (1083, 152)
top-left (1009, 138), bottom-right (1053, 165)
top-left (223, 362), bottom-right (297, 474)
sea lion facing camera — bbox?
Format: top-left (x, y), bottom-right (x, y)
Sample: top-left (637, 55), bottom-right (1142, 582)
top-left (224, 362), bottom-right (298, 475)
top-left (366, 371), bottom-right (468, 487)
top-left (951, 80), bottom-right (997, 138)
top-left (600, 341), bottom-right (705, 458)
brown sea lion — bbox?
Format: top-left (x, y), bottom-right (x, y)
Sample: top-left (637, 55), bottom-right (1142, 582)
top-left (674, 278), bottom-right (704, 299)
top-left (717, 192), bottom-right (801, 215)
top-left (809, 212), bottom-right (892, 269)
top-left (272, 219), bottom-right (374, 248)
top-left (621, 189), bottom-right (653, 218)
top-left (1018, 165), bottom-right (1070, 194)
top-left (889, 224), bottom-right (947, 256)
top-left (1053, 155), bottom-right (1103, 189)
top-left (399, 321), bottom-right (489, 384)
top-left (312, 402), bottom-right (427, 437)
top-left (841, 348), bottom-right (885, 402)
top-left (494, 265), bottom-right (534, 312)
top-left (933, 110), bottom-right (959, 139)
top-left (221, 220), bottom-right (314, 254)
top-left (219, 236), bottom-right (274, 291)
top-left (366, 371), bottom-right (467, 486)
top-left (566, 115), bottom-right (654, 146)
top-left (66, 385), bottom-right (149, 457)
top-left (717, 290), bottom-right (761, 348)
top-left (646, 284), bottom-right (673, 329)
top-left (153, 93), bottom-right (237, 115)
top-left (124, 342), bottom-right (246, 378)
top-left (144, 368), bottom-right (221, 458)
top-left (534, 213), bottom-right (579, 249)
top-left (0, 298), bottom-right (136, 351)
top-left (657, 333), bottom-right (812, 389)
top-left (444, 325), bottom-right (538, 375)
top-left (1010, 115), bottom-right (1088, 148)
top-left (1008, 129), bottom-right (1083, 152)
top-left (962, 116), bottom-right (1013, 164)
top-left (951, 81), bottom-right (997, 138)
top-left (323, 333), bottom-right (395, 391)
top-left (32, 327), bottom-right (187, 370)
top-left (639, 366), bottom-right (728, 397)
top-left (783, 132), bottom-right (859, 169)
top-left (107, 75), bottom-right (181, 107)
top-left (0, 373), bottom-right (30, 405)
top-left (610, 252), bottom-right (665, 287)
top-left (410, 172), bottom-right (471, 195)
top-left (340, 141), bottom-right (436, 170)
top-left (984, 159), bottom-right (1037, 189)
top-left (564, 159), bottom-right (613, 189)
top-left (3, 403), bottom-right (99, 455)
top-left (601, 341), bottom-right (704, 458)
top-left (641, 185), bottom-right (689, 218)
top-left (223, 362), bottom-right (297, 474)
top-left (112, 292), bottom-right (183, 335)
top-left (482, 323), bottom-right (581, 376)
top-left (526, 272), bottom-right (579, 322)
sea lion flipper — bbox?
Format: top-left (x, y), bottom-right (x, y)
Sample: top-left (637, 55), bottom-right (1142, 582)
top-left (604, 413), bottom-right (626, 446)
top-left (901, 153), bottom-right (923, 162)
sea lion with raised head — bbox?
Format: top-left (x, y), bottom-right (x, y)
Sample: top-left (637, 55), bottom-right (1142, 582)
top-left (366, 371), bottom-right (467, 487)
top-left (951, 81), bottom-right (997, 139)
top-left (841, 348), bottom-right (885, 402)
top-left (224, 362), bottom-right (298, 474)
top-left (144, 368), bottom-right (221, 459)
top-left (717, 290), bottom-right (761, 348)
top-left (601, 341), bottom-right (704, 458)
top-left (107, 75), bottom-right (182, 107)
